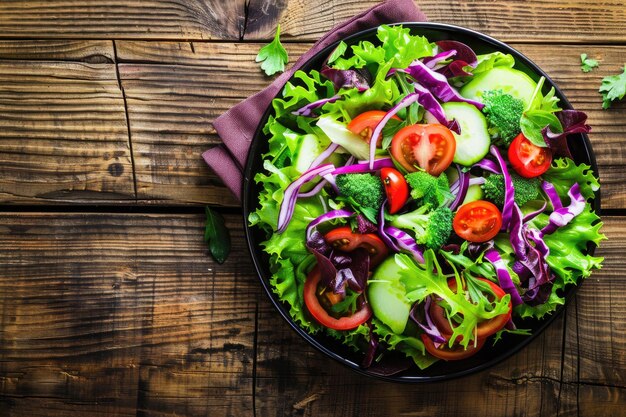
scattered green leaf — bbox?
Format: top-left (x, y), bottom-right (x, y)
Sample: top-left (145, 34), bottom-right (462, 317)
top-left (204, 207), bottom-right (231, 264)
top-left (599, 65), bottom-right (626, 109)
top-left (256, 24), bottom-right (289, 76)
top-left (327, 41), bottom-right (348, 64)
top-left (580, 53), bottom-right (599, 73)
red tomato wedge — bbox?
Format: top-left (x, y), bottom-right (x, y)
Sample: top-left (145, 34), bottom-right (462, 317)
top-left (429, 277), bottom-right (513, 340)
top-left (453, 200), bottom-right (503, 243)
top-left (324, 226), bottom-right (389, 266)
top-left (347, 110), bottom-right (401, 147)
top-left (508, 133), bottom-right (553, 178)
top-left (421, 334), bottom-right (486, 361)
top-left (380, 167), bottom-right (409, 214)
top-left (303, 268), bottom-right (372, 331)
top-left (390, 124), bottom-right (456, 176)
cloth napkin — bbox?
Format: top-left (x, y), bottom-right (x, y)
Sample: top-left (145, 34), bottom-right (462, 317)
top-left (203, 0), bottom-right (427, 201)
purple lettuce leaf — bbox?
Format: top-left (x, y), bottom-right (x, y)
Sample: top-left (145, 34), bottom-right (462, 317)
top-left (542, 110), bottom-right (591, 159)
top-left (321, 64), bottom-right (371, 92)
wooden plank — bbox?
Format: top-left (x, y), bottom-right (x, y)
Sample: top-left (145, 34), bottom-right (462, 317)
top-left (0, 1), bottom-right (246, 41)
top-left (0, 212), bottom-right (257, 417)
top-left (117, 41), bottom-right (626, 208)
top-left (116, 41), bottom-right (308, 206)
top-left (561, 217), bottom-right (625, 389)
top-left (0, 40), bottom-right (114, 63)
top-left (244, 0), bottom-right (626, 44)
top-left (0, 47), bottom-right (134, 204)
top-left (255, 301), bottom-right (566, 417)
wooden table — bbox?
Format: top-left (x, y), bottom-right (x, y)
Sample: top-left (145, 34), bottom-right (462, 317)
top-left (0, 1), bottom-right (624, 416)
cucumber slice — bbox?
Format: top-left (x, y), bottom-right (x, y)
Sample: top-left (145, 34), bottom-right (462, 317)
top-left (442, 102), bottom-right (490, 166)
top-left (293, 134), bottom-right (322, 173)
top-left (459, 67), bottom-right (538, 107)
top-left (368, 256), bottom-right (411, 334)
top-left (462, 183), bottom-right (484, 205)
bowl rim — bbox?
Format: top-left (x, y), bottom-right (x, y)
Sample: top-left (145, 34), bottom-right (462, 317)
top-left (241, 21), bottom-right (600, 383)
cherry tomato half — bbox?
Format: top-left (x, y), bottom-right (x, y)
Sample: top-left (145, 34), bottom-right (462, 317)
top-left (421, 333), bottom-right (486, 361)
top-left (380, 167), bottom-right (409, 214)
top-left (429, 278), bottom-right (513, 340)
top-left (347, 110), bottom-right (401, 147)
top-left (324, 226), bottom-right (389, 266)
top-left (303, 268), bottom-right (372, 330)
top-left (508, 133), bottom-right (553, 178)
top-left (453, 200), bottom-right (503, 243)
top-left (390, 124), bottom-right (456, 176)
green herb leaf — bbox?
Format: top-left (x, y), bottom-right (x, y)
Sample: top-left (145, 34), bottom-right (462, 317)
top-left (520, 109), bottom-right (563, 147)
top-left (256, 24), bottom-right (289, 76)
top-left (330, 289), bottom-right (360, 314)
top-left (599, 65), bottom-right (626, 109)
top-left (381, 117), bottom-right (405, 149)
top-left (327, 41), bottom-right (348, 64)
top-left (580, 53), bottom-right (599, 73)
top-left (204, 207), bottom-right (231, 264)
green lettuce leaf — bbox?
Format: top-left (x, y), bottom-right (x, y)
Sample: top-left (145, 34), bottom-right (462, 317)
top-left (542, 158), bottom-right (601, 203)
top-left (372, 318), bottom-right (438, 370)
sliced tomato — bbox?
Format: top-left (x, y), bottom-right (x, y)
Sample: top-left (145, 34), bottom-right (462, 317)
top-left (508, 133), bottom-right (553, 178)
top-left (380, 167), bottom-right (409, 214)
top-left (324, 226), bottom-right (389, 266)
top-left (429, 278), bottom-right (513, 340)
top-left (421, 334), bottom-right (486, 361)
top-left (453, 200), bottom-right (502, 243)
top-left (303, 268), bottom-right (372, 330)
top-left (390, 124), bottom-right (456, 176)
top-left (347, 110), bottom-right (401, 147)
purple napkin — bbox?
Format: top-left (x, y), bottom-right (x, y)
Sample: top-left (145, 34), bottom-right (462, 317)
top-left (203, 0), bottom-right (427, 201)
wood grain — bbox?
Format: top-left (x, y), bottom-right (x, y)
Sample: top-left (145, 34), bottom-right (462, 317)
top-left (116, 41), bottom-right (308, 206)
top-left (116, 41), bottom-right (626, 207)
top-left (245, 0), bottom-right (626, 44)
top-left (0, 213), bottom-right (257, 417)
top-left (0, 41), bottom-right (133, 204)
top-left (0, 1), bottom-right (246, 41)
top-left (0, 214), bottom-right (621, 416)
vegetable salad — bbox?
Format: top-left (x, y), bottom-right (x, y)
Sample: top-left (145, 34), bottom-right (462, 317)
top-left (249, 25), bottom-right (605, 372)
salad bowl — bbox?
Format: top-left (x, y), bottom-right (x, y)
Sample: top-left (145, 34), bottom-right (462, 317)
top-left (242, 22), bottom-right (600, 382)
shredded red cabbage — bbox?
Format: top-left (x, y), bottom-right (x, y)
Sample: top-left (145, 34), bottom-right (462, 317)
top-left (423, 49), bottom-right (457, 69)
top-left (541, 180), bottom-right (563, 210)
top-left (540, 182), bottom-right (586, 236)
top-left (292, 94), bottom-right (341, 117)
top-left (369, 93), bottom-right (421, 169)
top-left (297, 178), bottom-right (328, 198)
top-left (383, 226), bottom-right (425, 264)
top-left (332, 157), bottom-right (394, 175)
top-left (484, 249), bottom-right (523, 306)
top-left (308, 143), bottom-right (340, 170)
top-left (305, 209), bottom-right (354, 240)
top-left (473, 157), bottom-right (502, 174)
top-left (401, 59), bottom-right (485, 110)
top-left (449, 164), bottom-right (470, 211)
top-left (413, 83), bottom-right (461, 134)
top-left (433, 40), bottom-right (477, 78)
top-left (361, 321), bottom-right (379, 369)
top-left (278, 164), bottom-right (335, 233)
top-left (410, 298), bottom-right (446, 346)
top-left (490, 146), bottom-right (515, 230)
top-left (377, 201), bottom-right (401, 252)
top-left (523, 201), bottom-right (547, 223)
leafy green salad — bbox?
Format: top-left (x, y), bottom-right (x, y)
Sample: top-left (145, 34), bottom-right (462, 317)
top-left (249, 25), bottom-right (605, 372)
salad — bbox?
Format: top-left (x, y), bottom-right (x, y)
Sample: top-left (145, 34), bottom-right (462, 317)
top-left (249, 25), bottom-right (605, 372)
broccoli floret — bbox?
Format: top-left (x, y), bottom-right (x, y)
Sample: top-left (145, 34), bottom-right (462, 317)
top-left (482, 90), bottom-right (524, 146)
top-left (404, 171), bottom-right (451, 208)
top-left (388, 205), bottom-right (453, 250)
top-left (336, 173), bottom-right (385, 212)
top-left (482, 173), bottom-right (542, 207)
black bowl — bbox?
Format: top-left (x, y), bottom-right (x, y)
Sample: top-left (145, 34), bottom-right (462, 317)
top-left (242, 22), bottom-right (600, 382)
